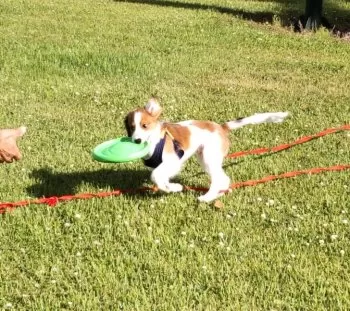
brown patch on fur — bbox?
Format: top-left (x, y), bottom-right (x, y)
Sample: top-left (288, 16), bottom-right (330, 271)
top-left (139, 110), bottom-right (159, 131)
top-left (192, 121), bottom-right (230, 155)
top-left (191, 121), bottom-right (220, 132)
top-left (221, 133), bottom-right (230, 155)
top-left (221, 123), bottom-right (231, 132)
top-left (125, 108), bottom-right (161, 136)
top-left (162, 123), bottom-right (191, 154)
top-left (124, 111), bottom-right (135, 137)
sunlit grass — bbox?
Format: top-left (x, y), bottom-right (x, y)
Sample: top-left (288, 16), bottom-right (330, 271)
top-left (0, 0), bottom-right (350, 309)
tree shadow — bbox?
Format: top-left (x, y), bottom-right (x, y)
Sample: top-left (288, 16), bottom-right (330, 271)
top-left (26, 167), bottom-right (153, 198)
top-left (114, 0), bottom-right (350, 34)
top-left (325, 1), bottom-right (350, 36)
top-left (114, 0), bottom-right (296, 26)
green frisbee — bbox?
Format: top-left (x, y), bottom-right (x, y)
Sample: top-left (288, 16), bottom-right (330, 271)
top-left (92, 137), bottom-right (150, 163)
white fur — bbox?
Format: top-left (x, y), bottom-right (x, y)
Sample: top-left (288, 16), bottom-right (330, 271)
top-left (130, 104), bottom-right (288, 203)
top-left (145, 99), bottom-right (161, 116)
top-left (225, 112), bottom-right (289, 130)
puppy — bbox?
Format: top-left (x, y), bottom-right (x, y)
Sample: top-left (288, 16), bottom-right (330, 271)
top-left (124, 98), bottom-right (288, 202)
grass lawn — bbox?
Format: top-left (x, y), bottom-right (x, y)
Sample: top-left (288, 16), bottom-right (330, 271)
top-left (1, 0), bottom-right (350, 309)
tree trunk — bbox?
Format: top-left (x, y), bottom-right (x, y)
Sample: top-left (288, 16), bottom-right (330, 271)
top-left (305, 0), bottom-right (323, 31)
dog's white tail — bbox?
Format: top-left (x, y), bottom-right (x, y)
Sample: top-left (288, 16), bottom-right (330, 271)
top-left (224, 112), bottom-right (289, 130)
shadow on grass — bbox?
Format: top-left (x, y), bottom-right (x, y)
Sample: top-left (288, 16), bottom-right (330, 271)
top-left (114, 0), bottom-right (350, 35)
top-left (114, 0), bottom-right (296, 26)
top-left (27, 167), bottom-right (154, 198)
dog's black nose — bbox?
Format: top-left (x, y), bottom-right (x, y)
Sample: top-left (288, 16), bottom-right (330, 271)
top-left (134, 138), bottom-right (142, 144)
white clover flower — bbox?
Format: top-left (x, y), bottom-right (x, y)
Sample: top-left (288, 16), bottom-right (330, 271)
top-left (76, 252), bottom-right (82, 257)
top-left (330, 234), bottom-right (338, 241)
top-left (181, 231), bottom-right (186, 236)
top-left (4, 303), bottom-right (13, 309)
top-left (342, 219), bottom-right (348, 225)
top-left (266, 199), bottom-right (275, 206)
top-left (340, 250), bottom-right (345, 256)
top-left (319, 239), bottom-right (325, 245)
top-left (64, 222), bottom-right (71, 227)
top-left (219, 241), bottom-right (225, 247)
top-left (74, 213), bottom-right (81, 219)
top-left (261, 213), bottom-right (267, 219)
top-left (154, 239), bottom-right (160, 244)
top-left (218, 232), bottom-right (224, 239)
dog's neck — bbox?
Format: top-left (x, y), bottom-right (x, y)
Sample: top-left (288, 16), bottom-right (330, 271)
top-left (143, 122), bottom-right (164, 160)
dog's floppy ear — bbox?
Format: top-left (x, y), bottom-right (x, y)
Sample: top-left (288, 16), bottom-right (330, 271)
top-left (124, 114), bottom-right (132, 137)
top-left (145, 98), bottom-right (162, 118)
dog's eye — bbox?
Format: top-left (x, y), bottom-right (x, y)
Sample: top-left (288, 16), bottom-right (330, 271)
top-left (142, 123), bottom-right (148, 129)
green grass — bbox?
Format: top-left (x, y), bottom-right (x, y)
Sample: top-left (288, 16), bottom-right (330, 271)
top-left (1, 0), bottom-right (350, 309)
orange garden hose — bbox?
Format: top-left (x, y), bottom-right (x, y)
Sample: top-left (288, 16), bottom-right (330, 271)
top-left (1, 124), bottom-right (349, 214)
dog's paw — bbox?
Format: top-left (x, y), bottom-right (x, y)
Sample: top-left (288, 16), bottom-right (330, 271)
top-left (198, 194), bottom-right (216, 203)
top-left (198, 190), bottom-right (226, 202)
top-left (156, 184), bottom-right (171, 193)
top-left (167, 183), bottom-right (183, 192)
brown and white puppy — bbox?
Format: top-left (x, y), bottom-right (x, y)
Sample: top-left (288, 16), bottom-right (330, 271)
top-left (125, 98), bottom-right (288, 202)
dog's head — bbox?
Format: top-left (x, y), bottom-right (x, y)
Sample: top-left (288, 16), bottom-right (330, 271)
top-left (124, 98), bottom-right (162, 144)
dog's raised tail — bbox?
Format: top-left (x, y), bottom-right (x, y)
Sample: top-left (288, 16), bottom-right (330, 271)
top-left (223, 112), bottom-right (289, 131)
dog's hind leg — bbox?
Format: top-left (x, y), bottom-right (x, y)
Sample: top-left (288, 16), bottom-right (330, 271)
top-left (196, 149), bottom-right (230, 203)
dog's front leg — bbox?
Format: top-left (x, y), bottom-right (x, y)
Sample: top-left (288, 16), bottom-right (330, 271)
top-left (151, 162), bottom-right (183, 193)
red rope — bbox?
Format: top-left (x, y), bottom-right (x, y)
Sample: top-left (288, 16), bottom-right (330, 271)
top-left (226, 124), bottom-right (350, 158)
top-left (1, 125), bottom-right (349, 213)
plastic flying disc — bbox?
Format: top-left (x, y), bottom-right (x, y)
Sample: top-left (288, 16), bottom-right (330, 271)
top-left (92, 137), bottom-right (150, 163)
